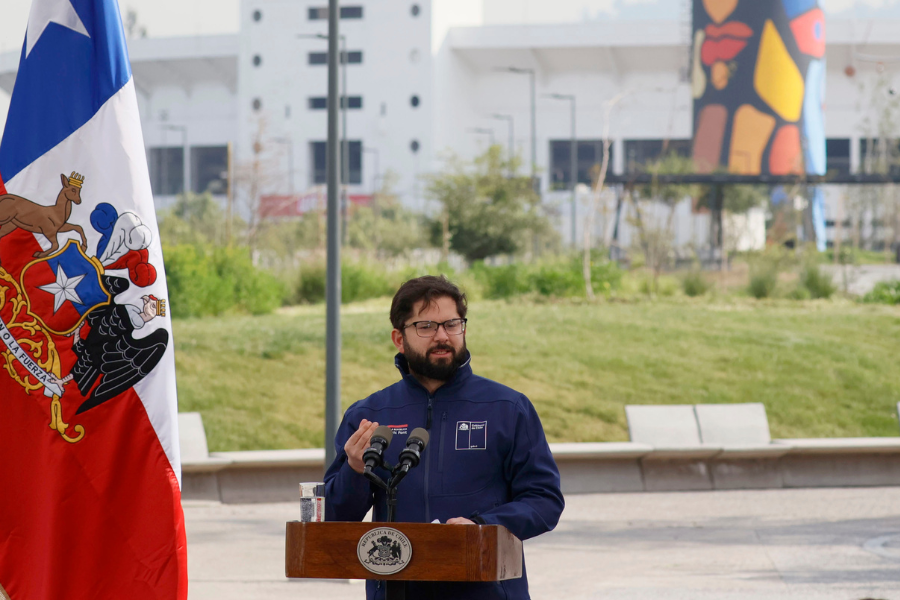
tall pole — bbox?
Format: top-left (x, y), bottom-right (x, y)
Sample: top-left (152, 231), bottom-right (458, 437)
top-left (226, 141), bottom-right (233, 246)
top-left (529, 70), bottom-right (536, 179)
top-left (341, 34), bottom-right (349, 246)
top-left (491, 114), bottom-right (514, 176)
top-left (324, 0), bottom-right (342, 470)
top-left (547, 93), bottom-right (577, 246)
top-left (570, 98), bottom-right (576, 247)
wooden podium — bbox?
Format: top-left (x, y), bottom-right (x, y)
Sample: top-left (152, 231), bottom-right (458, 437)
top-left (285, 522), bottom-right (522, 582)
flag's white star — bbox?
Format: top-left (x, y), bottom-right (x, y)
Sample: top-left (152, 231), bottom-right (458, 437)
top-left (38, 265), bottom-right (85, 313)
top-left (26, 0), bottom-right (91, 59)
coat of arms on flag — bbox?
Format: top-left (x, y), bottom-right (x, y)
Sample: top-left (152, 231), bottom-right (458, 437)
top-left (0, 1), bottom-right (187, 598)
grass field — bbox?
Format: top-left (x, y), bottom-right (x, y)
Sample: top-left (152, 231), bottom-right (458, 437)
top-left (173, 298), bottom-right (900, 451)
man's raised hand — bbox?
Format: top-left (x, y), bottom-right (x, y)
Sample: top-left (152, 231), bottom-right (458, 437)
top-left (345, 419), bottom-right (380, 474)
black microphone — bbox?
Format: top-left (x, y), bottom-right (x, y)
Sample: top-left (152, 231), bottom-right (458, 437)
top-left (362, 426), bottom-right (393, 470)
top-left (398, 427), bottom-right (430, 469)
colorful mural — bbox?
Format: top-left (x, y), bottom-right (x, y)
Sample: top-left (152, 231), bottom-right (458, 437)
top-left (692, 0), bottom-right (827, 248)
top-left (692, 0), bottom-right (826, 175)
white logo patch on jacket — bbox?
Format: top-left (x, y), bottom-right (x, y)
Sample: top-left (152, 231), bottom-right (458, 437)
top-left (455, 421), bottom-right (487, 450)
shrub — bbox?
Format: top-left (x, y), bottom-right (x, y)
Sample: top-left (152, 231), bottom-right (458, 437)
top-left (748, 269), bottom-right (778, 299)
top-left (800, 263), bottom-right (836, 299)
top-left (863, 280), bottom-right (900, 305)
top-left (530, 262), bottom-right (583, 297)
top-left (162, 244), bottom-right (284, 317)
top-left (293, 260), bottom-right (394, 304)
top-left (341, 262), bottom-right (394, 303)
top-left (682, 270), bottom-right (711, 297)
top-left (470, 263), bottom-right (529, 299)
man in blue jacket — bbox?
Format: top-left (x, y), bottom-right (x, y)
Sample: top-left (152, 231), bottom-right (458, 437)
top-left (325, 275), bottom-right (564, 600)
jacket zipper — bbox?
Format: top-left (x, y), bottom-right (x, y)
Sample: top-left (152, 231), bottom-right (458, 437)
top-left (438, 412), bottom-right (448, 474)
top-left (424, 391), bottom-right (435, 523)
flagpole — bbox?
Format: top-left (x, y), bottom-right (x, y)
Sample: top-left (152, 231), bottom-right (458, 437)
top-left (324, 0), bottom-right (342, 470)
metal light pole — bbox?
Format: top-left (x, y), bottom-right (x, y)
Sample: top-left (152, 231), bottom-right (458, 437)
top-left (162, 124), bottom-right (189, 195)
top-left (271, 136), bottom-right (295, 195)
top-left (467, 127), bottom-right (495, 146)
top-left (498, 67), bottom-right (536, 180)
top-left (547, 93), bottom-right (577, 247)
top-left (324, 0), bottom-right (341, 470)
top-left (491, 114), bottom-right (514, 175)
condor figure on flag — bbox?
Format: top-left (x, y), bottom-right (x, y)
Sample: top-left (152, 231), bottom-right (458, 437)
top-left (0, 1), bottom-right (187, 599)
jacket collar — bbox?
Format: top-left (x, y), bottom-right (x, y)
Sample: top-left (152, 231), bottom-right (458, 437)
top-left (394, 350), bottom-right (473, 394)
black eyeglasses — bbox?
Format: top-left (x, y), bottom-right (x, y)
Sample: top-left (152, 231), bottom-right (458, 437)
top-left (402, 318), bottom-right (467, 338)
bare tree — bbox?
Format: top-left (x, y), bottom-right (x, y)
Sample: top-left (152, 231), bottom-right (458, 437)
top-left (583, 93), bottom-right (627, 300)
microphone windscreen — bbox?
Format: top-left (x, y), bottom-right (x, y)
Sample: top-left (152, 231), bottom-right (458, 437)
top-left (408, 427), bottom-right (430, 449)
top-left (372, 425), bottom-right (394, 446)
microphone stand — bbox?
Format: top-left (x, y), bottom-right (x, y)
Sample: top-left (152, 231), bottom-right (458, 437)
top-left (362, 461), bottom-right (414, 600)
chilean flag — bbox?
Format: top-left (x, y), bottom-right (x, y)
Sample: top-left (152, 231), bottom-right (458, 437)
top-left (0, 1), bottom-right (186, 599)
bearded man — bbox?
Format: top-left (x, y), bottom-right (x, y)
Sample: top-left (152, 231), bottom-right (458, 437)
top-left (324, 275), bottom-right (564, 600)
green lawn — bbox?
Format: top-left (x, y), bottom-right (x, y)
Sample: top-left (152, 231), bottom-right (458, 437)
top-left (173, 298), bottom-right (900, 451)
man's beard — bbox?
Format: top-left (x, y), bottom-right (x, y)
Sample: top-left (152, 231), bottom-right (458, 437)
top-left (403, 337), bottom-right (467, 382)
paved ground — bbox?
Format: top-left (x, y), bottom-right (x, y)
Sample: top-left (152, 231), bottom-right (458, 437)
top-left (823, 264), bottom-right (900, 296)
top-left (185, 487), bottom-right (900, 600)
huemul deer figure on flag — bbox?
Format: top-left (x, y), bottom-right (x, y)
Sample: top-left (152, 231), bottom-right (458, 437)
top-left (0, 172), bottom-right (88, 258)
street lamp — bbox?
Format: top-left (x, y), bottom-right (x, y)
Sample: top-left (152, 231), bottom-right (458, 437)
top-left (297, 4), bottom-right (342, 470)
top-left (299, 32), bottom-right (349, 244)
top-left (467, 127), bottom-right (495, 147)
top-left (490, 114), bottom-right (514, 176)
top-left (496, 67), bottom-right (536, 180)
top-left (271, 136), bottom-right (295, 195)
top-left (546, 93), bottom-right (577, 247)
top-left (161, 124), bottom-right (189, 196)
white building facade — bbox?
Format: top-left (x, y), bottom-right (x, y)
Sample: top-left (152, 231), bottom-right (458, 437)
top-left (1, 0), bottom-right (898, 251)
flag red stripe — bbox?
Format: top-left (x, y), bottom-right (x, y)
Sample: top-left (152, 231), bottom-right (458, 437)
top-left (0, 231), bottom-right (186, 599)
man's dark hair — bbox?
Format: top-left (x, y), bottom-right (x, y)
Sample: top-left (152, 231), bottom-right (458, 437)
top-left (390, 275), bottom-right (467, 330)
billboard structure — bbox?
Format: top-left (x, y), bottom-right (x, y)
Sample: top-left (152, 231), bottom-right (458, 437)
top-left (691, 0), bottom-right (827, 248)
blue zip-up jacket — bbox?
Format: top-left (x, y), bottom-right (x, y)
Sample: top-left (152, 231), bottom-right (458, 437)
top-left (324, 352), bottom-right (565, 600)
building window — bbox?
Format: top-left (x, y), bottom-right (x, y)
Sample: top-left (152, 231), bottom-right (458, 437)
top-left (410, 140), bottom-right (420, 153)
top-left (310, 141), bottom-right (363, 185)
top-left (859, 138), bottom-right (900, 175)
top-left (308, 96), bottom-right (363, 110)
top-left (624, 139), bottom-right (691, 173)
top-left (549, 140), bottom-right (614, 190)
top-left (190, 146), bottom-right (228, 194)
top-left (308, 51), bottom-right (363, 65)
top-left (308, 6), bottom-right (364, 20)
top-left (148, 147), bottom-right (184, 196)
top-left (410, 95), bottom-right (420, 108)
top-left (252, 9), bottom-right (262, 21)
top-left (411, 4), bottom-right (421, 16)
top-left (252, 98), bottom-right (262, 111)
top-left (252, 54), bottom-right (262, 67)
top-left (826, 139), bottom-right (850, 176)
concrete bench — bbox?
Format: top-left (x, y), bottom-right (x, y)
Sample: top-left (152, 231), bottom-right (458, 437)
top-left (549, 442), bottom-right (653, 494)
top-left (625, 404), bottom-right (721, 459)
top-left (178, 412), bottom-right (232, 473)
top-left (694, 403), bottom-right (789, 459)
top-left (625, 404), bottom-right (722, 491)
top-left (773, 437), bottom-right (900, 488)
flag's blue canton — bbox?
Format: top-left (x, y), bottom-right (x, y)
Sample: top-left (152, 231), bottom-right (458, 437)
top-left (0, 0), bottom-right (132, 183)
top-left (43, 244), bottom-right (109, 315)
